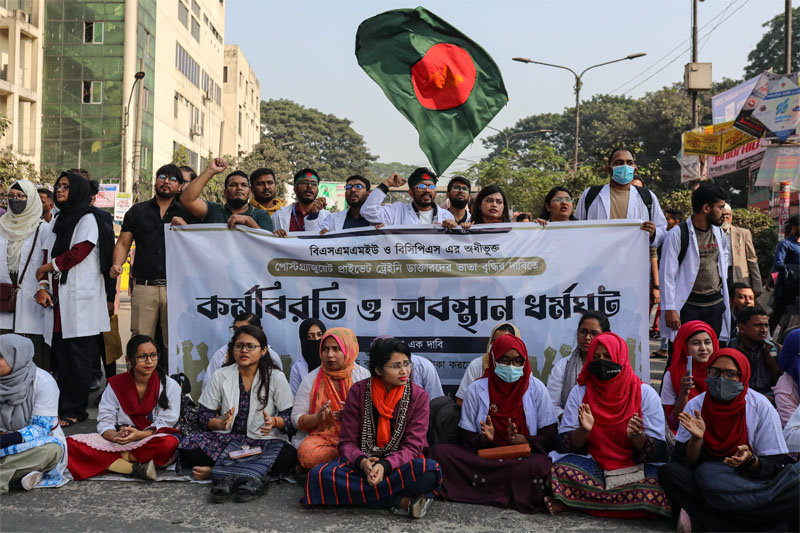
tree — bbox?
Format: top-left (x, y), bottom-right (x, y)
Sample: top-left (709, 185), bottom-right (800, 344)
top-left (744, 7), bottom-right (800, 78)
top-left (370, 161), bottom-right (421, 182)
top-left (0, 150), bottom-right (38, 193)
top-left (0, 113), bottom-right (9, 138)
top-left (238, 137), bottom-right (294, 198)
top-left (260, 99), bottom-right (377, 183)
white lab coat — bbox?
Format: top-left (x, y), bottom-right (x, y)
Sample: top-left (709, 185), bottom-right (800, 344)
top-left (360, 187), bottom-right (455, 226)
top-left (42, 213), bottom-right (110, 342)
top-left (96, 376), bottom-right (182, 435)
top-left (198, 363), bottom-right (293, 441)
top-left (272, 203), bottom-right (329, 233)
top-left (201, 343), bottom-right (283, 394)
top-left (575, 184), bottom-right (668, 248)
top-left (318, 209), bottom-right (377, 233)
top-left (0, 222), bottom-right (51, 335)
top-left (659, 222), bottom-right (730, 342)
top-left (460, 376), bottom-right (558, 436)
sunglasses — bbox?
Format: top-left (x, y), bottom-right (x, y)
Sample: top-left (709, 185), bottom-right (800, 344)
top-left (415, 184), bottom-right (437, 191)
top-left (345, 183), bottom-right (366, 191)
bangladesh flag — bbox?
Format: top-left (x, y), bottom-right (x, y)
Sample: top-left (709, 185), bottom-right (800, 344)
top-left (356, 7), bottom-right (508, 175)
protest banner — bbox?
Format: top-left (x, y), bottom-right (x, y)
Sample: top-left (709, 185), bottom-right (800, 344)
top-left (95, 183), bottom-right (118, 208)
top-left (113, 192), bottom-right (132, 222)
top-left (166, 221), bottom-right (650, 398)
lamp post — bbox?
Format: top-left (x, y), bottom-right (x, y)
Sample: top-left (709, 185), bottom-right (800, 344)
top-left (486, 126), bottom-right (552, 151)
top-left (513, 53), bottom-right (646, 171)
top-left (121, 70), bottom-right (145, 192)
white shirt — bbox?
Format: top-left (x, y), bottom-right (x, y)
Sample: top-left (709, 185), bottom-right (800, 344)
top-left (550, 383), bottom-right (666, 464)
top-left (290, 364), bottom-right (370, 447)
top-left (201, 344), bottom-right (283, 394)
top-left (783, 405), bottom-right (800, 454)
top-left (289, 359), bottom-right (309, 396)
top-left (96, 376), bottom-right (182, 435)
top-left (198, 363), bottom-right (294, 441)
top-left (455, 356), bottom-right (485, 400)
top-left (360, 187), bottom-right (455, 226)
top-left (676, 390), bottom-right (788, 456)
top-left (33, 368), bottom-right (67, 487)
top-left (546, 356), bottom-right (572, 417)
top-left (659, 221), bottom-right (731, 342)
top-left (660, 370), bottom-right (678, 406)
top-left (411, 354), bottom-right (444, 400)
top-left (459, 375), bottom-right (558, 436)
top-left (271, 203), bottom-right (329, 233)
top-left (0, 222), bottom-right (51, 335)
top-left (575, 184), bottom-right (668, 248)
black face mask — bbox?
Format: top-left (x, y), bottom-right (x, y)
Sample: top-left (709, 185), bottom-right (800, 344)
top-left (8, 198), bottom-right (27, 214)
top-left (587, 359), bottom-right (623, 381)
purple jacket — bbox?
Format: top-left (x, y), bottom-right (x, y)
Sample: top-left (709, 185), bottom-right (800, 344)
top-left (338, 378), bottom-right (430, 472)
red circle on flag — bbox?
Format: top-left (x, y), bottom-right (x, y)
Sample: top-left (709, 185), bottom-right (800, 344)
top-left (411, 43), bottom-right (476, 110)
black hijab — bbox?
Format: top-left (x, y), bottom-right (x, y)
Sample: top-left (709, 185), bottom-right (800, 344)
top-left (52, 172), bottom-right (114, 285)
top-left (299, 318), bottom-right (326, 372)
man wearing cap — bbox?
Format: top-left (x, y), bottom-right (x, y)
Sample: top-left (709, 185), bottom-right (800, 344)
top-left (272, 168), bottom-right (330, 235)
top-left (360, 167), bottom-right (457, 227)
top-left (319, 175), bottom-right (383, 234)
top-left (444, 176), bottom-right (471, 224)
top-left (180, 158), bottom-right (274, 231)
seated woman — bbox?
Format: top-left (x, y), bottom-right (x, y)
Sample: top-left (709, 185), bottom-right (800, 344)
top-left (430, 334), bottom-right (558, 514)
top-left (292, 327), bottom-right (369, 468)
top-left (659, 348), bottom-right (798, 532)
top-left (303, 337), bottom-right (441, 518)
top-left (178, 325), bottom-right (295, 503)
top-left (455, 322), bottom-right (520, 404)
top-left (539, 186), bottom-right (576, 222)
top-left (774, 328), bottom-right (800, 427)
top-left (0, 334), bottom-right (67, 492)
top-left (202, 312), bottom-right (283, 394)
top-left (67, 335), bottom-right (181, 481)
top-left (547, 332), bottom-right (671, 519)
top-left (288, 318), bottom-right (325, 396)
top-left (547, 311), bottom-right (610, 418)
top-left (660, 321), bottom-right (718, 433)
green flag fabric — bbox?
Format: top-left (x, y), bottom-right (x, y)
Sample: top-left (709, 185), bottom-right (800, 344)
top-left (356, 7), bottom-right (508, 175)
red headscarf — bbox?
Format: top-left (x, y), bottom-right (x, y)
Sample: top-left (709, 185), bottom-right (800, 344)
top-left (668, 321), bottom-right (719, 402)
top-left (700, 348), bottom-right (750, 458)
top-left (107, 371), bottom-right (178, 435)
top-left (577, 332), bottom-right (642, 470)
top-left (483, 334), bottom-right (530, 446)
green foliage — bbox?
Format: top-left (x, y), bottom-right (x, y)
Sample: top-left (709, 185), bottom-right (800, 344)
top-left (237, 137), bottom-right (293, 197)
top-left (0, 150), bottom-right (39, 193)
top-left (172, 145), bottom-right (189, 166)
top-left (732, 207), bottom-right (779, 280)
top-left (659, 189), bottom-right (692, 218)
top-left (0, 113), bottom-right (9, 138)
top-left (744, 7), bottom-right (800, 78)
top-left (260, 99), bottom-right (377, 183)
top-left (370, 161), bottom-right (421, 182)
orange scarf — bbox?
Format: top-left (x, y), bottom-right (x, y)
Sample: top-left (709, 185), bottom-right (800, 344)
top-left (308, 328), bottom-right (359, 442)
top-left (370, 377), bottom-right (405, 447)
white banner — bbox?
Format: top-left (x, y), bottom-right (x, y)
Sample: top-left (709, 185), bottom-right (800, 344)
top-left (166, 221), bottom-right (650, 397)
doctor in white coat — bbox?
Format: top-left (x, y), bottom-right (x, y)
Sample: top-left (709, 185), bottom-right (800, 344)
top-left (272, 168), bottom-right (330, 235)
top-left (660, 183), bottom-right (731, 343)
top-left (0, 180), bottom-right (52, 369)
top-left (34, 172), bottom-right (112, 427)
top-left (575, 148), bottom-right (666, 248)
top-left (360, 168), bottom-right (457, 227)
top-left (319, 175), bottom-right (382, 234)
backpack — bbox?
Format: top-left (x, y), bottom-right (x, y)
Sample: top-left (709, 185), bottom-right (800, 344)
top-left (677, 220), bottom-right (690, 266)
top-left (583, 184), bottom-right (654, 221)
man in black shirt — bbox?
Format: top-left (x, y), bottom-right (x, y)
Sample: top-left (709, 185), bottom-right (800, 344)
top-left (110, 164), bottom-right (190, 350)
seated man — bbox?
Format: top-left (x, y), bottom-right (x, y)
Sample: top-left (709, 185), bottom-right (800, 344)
top-left (727, 306), bottom-right (782, 396)
top-left (180, 158), bottom-right (274, 231)
top-left (360, 168), bottom-right (457, 228)
top-left (0, 335), bottom-right (67, 493)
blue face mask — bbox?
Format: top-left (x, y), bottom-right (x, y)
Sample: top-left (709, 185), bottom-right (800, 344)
top-left (494, 363), bottom-right (524, 383)
top-left (611, 165), bottom-right (635, 185)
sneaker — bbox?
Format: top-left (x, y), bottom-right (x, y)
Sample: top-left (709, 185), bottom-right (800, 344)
top-left (130, 460), bottom-right (158, 481)
top-left (409, 496), bottom-right (433, 518)
top-left (20, 471), bottom-right (43, 490)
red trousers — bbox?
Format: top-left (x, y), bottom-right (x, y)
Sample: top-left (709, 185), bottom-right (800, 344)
top-left (67, 435), bottom-right (178, 481)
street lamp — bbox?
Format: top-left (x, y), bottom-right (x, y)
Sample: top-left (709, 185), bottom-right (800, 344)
top-left (121, 71), bottom-right (145, 192)
top-left (486, 126), bottom-right (552, 151)
top-left (513, 53), bottom-right (646, 171)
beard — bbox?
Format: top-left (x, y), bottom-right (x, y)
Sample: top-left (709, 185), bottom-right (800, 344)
top-left (255, 192), bottom-right (274, 204)
top-left (347, 196), bottom-right (365, 208)
top-left (227, 197), bottom-right (248, 209)
top-left (721, 221), bottom-right (731, 231)
top-left (155, 188), bottom-right (177, 200)
top-left (297, 195), bottom-right (314, 205)
top-left (450, 197), bottom-right (468, 209)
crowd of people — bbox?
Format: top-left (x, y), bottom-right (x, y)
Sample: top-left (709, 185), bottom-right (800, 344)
top-left (1, 147), bottom-right (799, 530)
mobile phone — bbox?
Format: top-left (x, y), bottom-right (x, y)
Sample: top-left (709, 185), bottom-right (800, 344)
top-left (686, 357), bottom-right (692, 374)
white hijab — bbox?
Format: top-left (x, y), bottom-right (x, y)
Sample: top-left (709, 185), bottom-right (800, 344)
top-left (0, 180), bottom-right (43, 273)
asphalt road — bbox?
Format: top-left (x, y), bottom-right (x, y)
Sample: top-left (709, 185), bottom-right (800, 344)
top-left (1, 298), bottom-right (673, 532)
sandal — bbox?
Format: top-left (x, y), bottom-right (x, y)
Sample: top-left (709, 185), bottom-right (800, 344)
top-left (409, 496), bottom-right (433, 518)
top-left (59, 417), bottom-right (79, 428)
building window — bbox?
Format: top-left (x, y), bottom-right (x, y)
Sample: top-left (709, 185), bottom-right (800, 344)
top-left (84, 22), bottom-right (104, 44)
top-left (175, 42), bottom-right (200, 87)
top-left (178, 1), bottom-right (189, 28)
top-left (223, 66), bottom-right (227, 83)
top-left (238, 111), bottom-right (242, 135)
top-left (191, 0), bottom-right (201, 17)
top-left (144, 31), bottom-right (152, 57)
top-left (143, 87), bottom-right (150, 112)
top-left (82, 81), bottom-right (102, 104)
top-left (174, 92), bottom-right (179, 118)
top-left (191, 17), bottom-right (200, 41)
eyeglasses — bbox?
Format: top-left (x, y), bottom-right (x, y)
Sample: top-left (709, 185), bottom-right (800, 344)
top-left (135, 352), bottom-right (159, 362)
top-left (450, 185), bottom-right (470, 193)
top-left (385, 361), bottom-right (413, 370)
top-left (415, 184), bottom-right (437, 191)
top-left (552, 197), bottom-right (573, 204)
top-left (497, 357), bottom-right (526, 367)
top-left (233, 342), bottom-right (262, 352)
top-left (297, 180), bottom-right (318, 187)
top-left (345, 183), bottom-right (365, 191)
top-left (707, 367), bottom-right (742, 380)
top-left (54, 184), bottom-right (70, 191)
top-left (156, 174), bottom-right (181, 183)
top-left (578, 328), bottom-right (602, 338)
top-left (6, 193), bottom-right (27, 201)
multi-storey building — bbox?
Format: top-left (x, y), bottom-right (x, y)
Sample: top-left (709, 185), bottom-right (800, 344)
top-left (222, 44), bottom-right (259, 159)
